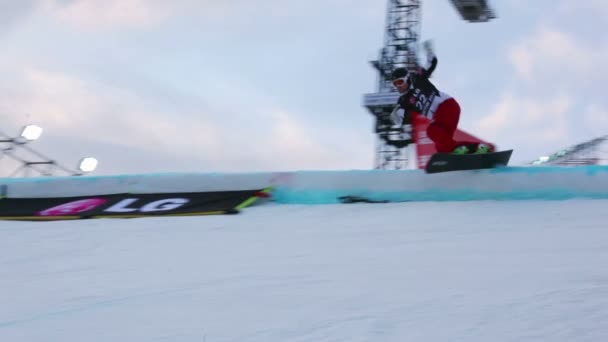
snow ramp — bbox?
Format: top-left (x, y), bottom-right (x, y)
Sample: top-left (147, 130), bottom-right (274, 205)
top-left (1, 166), bottom-right (608, 209)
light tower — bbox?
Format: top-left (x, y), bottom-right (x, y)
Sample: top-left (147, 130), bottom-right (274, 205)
top-left (0, 125), bottom-right (98, 177)
top-left (363, 0), bottom-right (497, 170)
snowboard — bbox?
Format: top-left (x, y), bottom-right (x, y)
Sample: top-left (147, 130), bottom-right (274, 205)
top-left (425, 149), bottom-right (513, 174)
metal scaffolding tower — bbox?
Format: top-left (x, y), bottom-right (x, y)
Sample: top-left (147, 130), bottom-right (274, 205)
top-left (376, 0), bottom-right (422, 92)
top-left (363, 0), bottom-right (422, 170)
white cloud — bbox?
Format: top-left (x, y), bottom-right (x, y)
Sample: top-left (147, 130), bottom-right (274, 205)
top-left (558, 0), bottom-right (608, 18)
top-left (18, 68), bottom-right (101, 128)
top-left (209, 108), bottom-right (365, 171)
top-left (496, 22), bottom-right (608, 162)
top-left (476, 94), bottom-right (513, 135)
top-left (476, 92), bottom-right (572, 146)
top-left (0, 64), bottom-right (368, 173)
top-left (508, 48), bottom-right (534, 80)
top-left (34, 0), bottom-right (374, 32)
top-left (43, 0), bottom-right (169, 30)
top-left (584, 104), bottom-right (608, 136)
top-left (473, 92), bottom-right (577, 163)
top-left (263, 110), bottom-right (337, 168)
top-left (508, 27), bottom-right (600, 81)
top-left (0, 1), bottom-right (39, 35)
top-left (1, 67), bottom-right (223, 163)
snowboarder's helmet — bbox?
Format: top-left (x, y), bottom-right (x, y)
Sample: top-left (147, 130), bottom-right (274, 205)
top-left (391, 68), bottom-right (408, 80)
top-left (391, 67), bottom-right (410, 90)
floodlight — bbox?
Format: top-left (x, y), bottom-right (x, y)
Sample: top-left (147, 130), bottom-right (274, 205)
top-left (78, 157), bottom-right (98, 173)
top-left (20, 125), bottom-right (43, 141)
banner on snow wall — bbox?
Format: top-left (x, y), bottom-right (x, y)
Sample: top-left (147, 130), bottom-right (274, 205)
top-left (0, 188), bottom-right (271, 221)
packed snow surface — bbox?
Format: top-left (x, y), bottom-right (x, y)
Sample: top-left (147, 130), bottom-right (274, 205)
top-left (1, 200), bottom-right (607, 341)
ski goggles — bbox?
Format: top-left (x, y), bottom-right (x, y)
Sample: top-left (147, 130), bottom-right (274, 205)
top-left (392, 76), bottom-right (410, 87)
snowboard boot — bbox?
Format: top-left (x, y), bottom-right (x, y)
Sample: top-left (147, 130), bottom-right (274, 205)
top-left (474, 143), bottom-right (492, 154)
top-left (452, 145), bottom-right (470, 155)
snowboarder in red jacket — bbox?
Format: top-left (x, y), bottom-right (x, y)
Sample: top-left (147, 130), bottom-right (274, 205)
top-left (390, 47), bottom-right (492, 154)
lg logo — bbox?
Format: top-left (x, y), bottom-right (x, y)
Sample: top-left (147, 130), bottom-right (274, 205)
top-left (37, 197), bottom-right (190, 216)
top-left (105, 198), bottom-right (190, 213)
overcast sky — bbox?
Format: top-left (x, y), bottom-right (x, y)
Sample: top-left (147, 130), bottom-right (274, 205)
top-left (1, 0), bottom-right (607, 175)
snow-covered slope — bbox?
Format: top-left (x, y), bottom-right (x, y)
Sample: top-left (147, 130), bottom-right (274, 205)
top-left (1, 200), bottom-right (607, 341)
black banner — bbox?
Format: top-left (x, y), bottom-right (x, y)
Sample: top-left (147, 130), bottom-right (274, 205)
top-left (0, 188), bottom-right (271, 220)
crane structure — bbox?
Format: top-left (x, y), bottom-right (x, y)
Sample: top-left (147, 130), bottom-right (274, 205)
top-left (363, 0), bottom-right (496, 169)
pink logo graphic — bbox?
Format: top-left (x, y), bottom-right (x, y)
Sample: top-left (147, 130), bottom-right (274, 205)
top-left (37, 198), bottom-right (107, 216)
